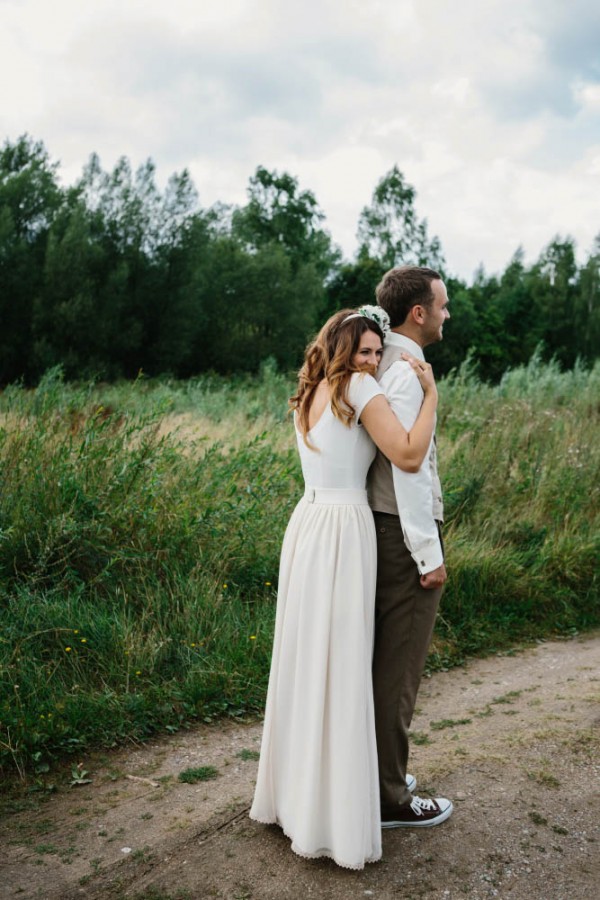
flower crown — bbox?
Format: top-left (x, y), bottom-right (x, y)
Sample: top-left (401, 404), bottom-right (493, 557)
top-left (343, 305), bottom-right (390, 338)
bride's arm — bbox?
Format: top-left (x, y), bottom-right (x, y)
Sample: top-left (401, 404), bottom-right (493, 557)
top-left (359, 359), bottom-right (437, 473)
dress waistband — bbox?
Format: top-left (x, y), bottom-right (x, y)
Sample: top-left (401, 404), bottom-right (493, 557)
top-left (303, 487), bottom-right (369, 505)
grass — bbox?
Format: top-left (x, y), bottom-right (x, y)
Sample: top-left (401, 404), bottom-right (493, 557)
top-left (178, 766), bottom-right (219, 784)
top-left (1, 356), bottom-right (599, 779)
top-left (429, 717), bottom-right (472, 730)
top-left (236, 749), bottom-right (260, 761)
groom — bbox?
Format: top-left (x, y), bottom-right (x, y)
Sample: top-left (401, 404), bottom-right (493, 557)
top-left (367, 265), bottom-right (453, 827)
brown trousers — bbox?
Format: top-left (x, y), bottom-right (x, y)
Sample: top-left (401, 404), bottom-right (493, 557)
top-left (372, 512), bottom-right (443, 815)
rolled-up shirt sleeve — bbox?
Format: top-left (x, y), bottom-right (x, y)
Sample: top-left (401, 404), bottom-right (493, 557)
top-left (379, 361), bottom-right (444, 575)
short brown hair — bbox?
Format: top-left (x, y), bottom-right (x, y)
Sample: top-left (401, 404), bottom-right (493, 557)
top-left (375, 266), bottom-right (441, 328)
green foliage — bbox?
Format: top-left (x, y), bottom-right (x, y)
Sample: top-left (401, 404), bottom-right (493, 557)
top-left (2, 135), bottom-right (599, 386)
top-left (433, 354), bottom-right (600, 659)
top-left (0, 359), bottom-right (598, 779)
top-left (325, 255), bottom-right (387, 318)
top-left (232, 165), bottom-right (338, 277)
top-left (0, 367), bottom-right (299, 776)
top-left (357, 165), bottom-right (445, 271)
top-left (0, 135), bottom-right (62, 383)
top-left (178, 766), bottom-right (218, 783)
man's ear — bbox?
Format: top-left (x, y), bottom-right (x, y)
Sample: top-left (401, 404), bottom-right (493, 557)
top-left (409, 304), bottom-right (426, 325)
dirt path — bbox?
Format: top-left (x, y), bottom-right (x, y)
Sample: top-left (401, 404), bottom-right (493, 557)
top-left (1, 633), bottom-right (599, 900)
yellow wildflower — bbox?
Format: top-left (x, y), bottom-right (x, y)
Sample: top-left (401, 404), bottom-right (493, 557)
top-left (65, 647), bottom-right (72, 652)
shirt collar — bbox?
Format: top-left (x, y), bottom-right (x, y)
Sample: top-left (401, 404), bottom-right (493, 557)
top-left (384, 331), bottom-right (425, 361)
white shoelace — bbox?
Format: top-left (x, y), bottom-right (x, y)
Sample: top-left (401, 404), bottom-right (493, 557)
top-left (411, 796), bottom-right (438, 814)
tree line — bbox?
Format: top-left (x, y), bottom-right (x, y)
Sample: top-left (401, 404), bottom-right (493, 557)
top-left (1, 134), bottom-right (598, 384)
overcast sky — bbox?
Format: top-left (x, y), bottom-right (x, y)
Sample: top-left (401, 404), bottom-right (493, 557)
top-left (2, 0), bottom-right (599, 281)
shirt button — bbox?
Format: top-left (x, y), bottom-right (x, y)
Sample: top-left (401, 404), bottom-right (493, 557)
top-left (379, 527), bottom-right (386, 534)
top-left (420, 560), bottom-right (426, 566)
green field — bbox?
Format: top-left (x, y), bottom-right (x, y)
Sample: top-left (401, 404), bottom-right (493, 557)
top-left (1, 357), bottom-right (599, 778)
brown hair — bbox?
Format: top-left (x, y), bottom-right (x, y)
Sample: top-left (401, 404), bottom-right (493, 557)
top-left (290, 309), bottom-right (384, 448)
top-left (375, 266), bottom-right (441, 328)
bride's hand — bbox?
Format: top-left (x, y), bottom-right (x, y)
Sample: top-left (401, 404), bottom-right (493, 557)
top-left (401, 352), bottom-right (437, 397)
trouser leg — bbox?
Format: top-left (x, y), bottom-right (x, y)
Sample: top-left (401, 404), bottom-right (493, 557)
top-left (372, 512), bottom-right (443, 815)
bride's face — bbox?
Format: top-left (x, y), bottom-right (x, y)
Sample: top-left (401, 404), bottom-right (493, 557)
top-left (352, 330), bottom-right (383, 374)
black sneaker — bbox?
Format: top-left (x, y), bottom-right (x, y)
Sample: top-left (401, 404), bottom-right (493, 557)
top-left (381, 795), bottom-right (453, 828)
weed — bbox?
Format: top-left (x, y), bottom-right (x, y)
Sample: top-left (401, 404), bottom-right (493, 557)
top-left (129, 889), bottom-right (192, 900)
top-left (236, 749), bottom-right (260, 761)
top-left (70, 763), bottom-right (92, 786)
top-left (34, 843), bottom-right (58, 855)
top-left (178, 766), bottom-right (219, 783)
top-left (131, 846), bottom-right (154, 862)
top-left (492, 691), bottom-right (522, 704)
top-left (410, 731), bottom-right (432, 746)
top-left (527, 770), bottom-right (560, 788)
top-left (528, 811), bottom-right (548, 826)
top-left (430, 718), bottom-right (472, 730)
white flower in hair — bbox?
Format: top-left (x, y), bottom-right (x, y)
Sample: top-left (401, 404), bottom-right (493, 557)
top-left (357, 305), bottom-right (390, 338)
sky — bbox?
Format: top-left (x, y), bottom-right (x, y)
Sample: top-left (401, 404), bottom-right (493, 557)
top-left (1, 0), bottom-right (599, 282)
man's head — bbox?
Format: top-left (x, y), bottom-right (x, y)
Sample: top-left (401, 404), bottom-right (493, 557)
top-left (375, 265), bottom-right (450, 348)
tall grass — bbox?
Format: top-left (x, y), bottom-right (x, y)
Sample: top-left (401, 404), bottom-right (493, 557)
top-left (433, 353), bottom-right (599, 662)
top-left (1, 357), bottom-right (598, 777)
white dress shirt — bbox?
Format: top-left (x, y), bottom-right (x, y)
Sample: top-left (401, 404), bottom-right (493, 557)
top-left (378, 331), bottom-right (444, 574)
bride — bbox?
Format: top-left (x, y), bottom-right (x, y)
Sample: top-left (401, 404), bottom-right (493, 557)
top-left (250, 307), bottom-right (437, 869)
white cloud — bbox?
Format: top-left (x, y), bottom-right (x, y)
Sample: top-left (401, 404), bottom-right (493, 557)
top-left (574, 81), bottom-right (600, 113)
top-left (1, 0), bottom-right (599, 280)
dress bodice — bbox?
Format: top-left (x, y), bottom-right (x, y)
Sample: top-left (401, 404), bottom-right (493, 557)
top-left (295, 373), bottom-right (384, 490)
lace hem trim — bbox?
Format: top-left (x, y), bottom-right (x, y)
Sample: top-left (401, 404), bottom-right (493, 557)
top-left (249, 812), bottom-right (382, 871)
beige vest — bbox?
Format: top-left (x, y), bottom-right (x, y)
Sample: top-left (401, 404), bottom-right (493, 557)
top-left (367, 344), bottom-right (444, 521)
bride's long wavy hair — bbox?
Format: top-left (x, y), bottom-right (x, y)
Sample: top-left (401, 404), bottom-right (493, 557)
top-left (290, 309), bottom-right (384, 448)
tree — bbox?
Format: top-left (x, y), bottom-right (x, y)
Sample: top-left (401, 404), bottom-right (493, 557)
top-left (232, 166), bottom-right (339, 278)
top-left (491, 247), bottom-right (544, 368)
top-left (0, 135), bottom-right (62, 382)
top-left (324, 256), bottom-right (386, 318)
top-left (529, 237), bottom-right (579, 367)
top-left (73, 154), bottom-right (204, 377)
top-left (33, 195), bottom-right (105, 377)
top-left (576, 235), bottom-right (600, 362)
top-left (357, 166), bottom-right (445, 271)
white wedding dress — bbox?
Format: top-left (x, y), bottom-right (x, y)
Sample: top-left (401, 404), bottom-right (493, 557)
top-left (250, 373), bottom-right (384, 869)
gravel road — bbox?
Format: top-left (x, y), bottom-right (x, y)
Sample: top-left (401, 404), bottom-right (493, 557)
top-left (1, 632), bottom-right (598, 900)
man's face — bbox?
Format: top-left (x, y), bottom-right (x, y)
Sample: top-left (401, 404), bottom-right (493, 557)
top-left (421, 279), bottom-right (450, 346)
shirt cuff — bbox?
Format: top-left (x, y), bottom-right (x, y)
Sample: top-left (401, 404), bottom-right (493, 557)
top-left (411, 538), bottom-right (444, 575)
